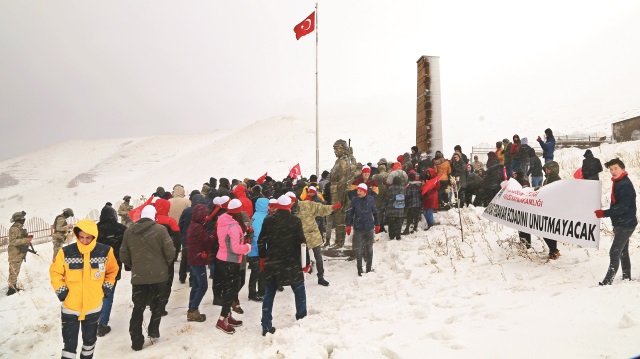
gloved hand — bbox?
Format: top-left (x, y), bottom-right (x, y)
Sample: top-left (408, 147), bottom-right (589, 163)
top-left (594, 210), bottom-right (605, 218)
top-left (346, 226), bottom-right (352, 235)
top-left (102, 283), bottom-right (113, 299)
top-left (375, 226), bottom-right (380, 234)
top-left (302, 264), bottom-right (311, 273)
top-left (537, 136), bottom-right (542, 142)
top-left (56, 286), bottom-right (69, 302)
top-left (259, 258), bottom-right (266, 271)
top-left (332, 202), bottom-right (342, 211)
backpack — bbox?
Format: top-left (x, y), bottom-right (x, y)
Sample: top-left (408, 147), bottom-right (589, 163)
top-left (393, 193), bottom-right (405, 209)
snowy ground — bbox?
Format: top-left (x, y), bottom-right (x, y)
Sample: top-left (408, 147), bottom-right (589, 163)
top-left (0, 123), bottom-right (639, 358)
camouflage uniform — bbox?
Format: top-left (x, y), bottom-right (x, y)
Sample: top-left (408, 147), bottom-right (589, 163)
top-left (372, 164), bottom-right (389, 230)
top-left (52, 213), bottom-right (70, 261)
top-left (329, 140), bottom-right (356, 248)
top-left (8, 217), bottom-right (30, 290)
top-left (118, 202), bottom-right (133, 227)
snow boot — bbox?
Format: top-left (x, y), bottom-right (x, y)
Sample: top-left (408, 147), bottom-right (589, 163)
top-left (548, 251), bottom-right (561, 260)
top-left (187, 309), bottom-right (206, 322)
top-left (97, 324), bottom-right (111, 337)
top-left (216, 317), bottom-right (235, 334)
top-left (231, 300), bottom-right (244, 314)
top-left (262, 327), bottom-right (276, 336)
top-left (6, 287), bottom-right (17, 296)
top-left (227, 313), bottom-right (243, 327)
top-left (357, 268), bottom-right (363, 277)
top-left (317, 277), bottom-right (329, 286)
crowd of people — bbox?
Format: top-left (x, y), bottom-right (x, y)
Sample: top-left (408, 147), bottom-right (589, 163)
top-left (4, 128), bottom-right (637, 358)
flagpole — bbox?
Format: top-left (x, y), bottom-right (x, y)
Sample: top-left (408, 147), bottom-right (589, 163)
top-left (314, 2), bottom-right (319, 177)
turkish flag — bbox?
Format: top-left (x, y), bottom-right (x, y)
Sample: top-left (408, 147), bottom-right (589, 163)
top-left (256, 172), bottom-right (268, 184)
top-left (293, 12), bottom-right (315, 40)
top-left (421, 175), bottom-right (443, 195)
top-left (129, 195), bottom-right (154, 223)
top-left (288, 164), bottom-right (302, 179)
top-left (573, 168), bottom-right (583, 179)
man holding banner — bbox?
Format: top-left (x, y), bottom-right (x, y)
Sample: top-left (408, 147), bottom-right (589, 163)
top-left (482, 161), bottom-right (602, 258)
top-left (594, 158), bottom-right (637, 285)
top-left (542, 161), bottom-right (562, 259)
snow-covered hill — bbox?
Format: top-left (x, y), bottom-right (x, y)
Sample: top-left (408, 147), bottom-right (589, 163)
top-left (0, 119), bottom-right (639, 358)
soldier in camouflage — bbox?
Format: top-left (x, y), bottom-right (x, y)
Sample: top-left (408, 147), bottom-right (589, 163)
top-left (7, 211), bottom-right (33, 296)
top-left (52, 208), bottom-right (73, 261)
top-left (118, 196), bottom-right (133, 227)
top-left (329, 139), bottom-right (356, 248)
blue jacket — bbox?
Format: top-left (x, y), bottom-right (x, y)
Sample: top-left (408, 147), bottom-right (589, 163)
top-left (604, 174), bottom-right (637, 228)
top-left (346, 195), bottom-right (379, 231)
top-left (537, 137), bottom-right (556, 160)
top-left (249, 198), bottom-right (269, 257)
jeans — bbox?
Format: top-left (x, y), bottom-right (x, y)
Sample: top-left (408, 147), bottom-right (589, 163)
top-left (531, 176), bottom-right (543, 187)
top-left (61, 311), bottom-right (100, 359)
top-left (189, 265), bottom-right (208, 311)
top-left (99, 281), bottom-right (117, 326)
top-left (129, 283), bottom-right (166, 348)
top-left (261, 279), bottom-right (306, 331)
top-left (602, 226), bottom-right (636, 284)
top-left (352, 229), bottom-right (374, 272)
top-left (505, 166), bottom-right (513, 178)
top-left (422, 209), bottom-right (434, 226)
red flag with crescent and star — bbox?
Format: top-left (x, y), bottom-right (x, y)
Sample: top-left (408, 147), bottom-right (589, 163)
top-left (288, 164), bottom-right (302, 179)
top-left (293, 12), bottom-right (315, 40)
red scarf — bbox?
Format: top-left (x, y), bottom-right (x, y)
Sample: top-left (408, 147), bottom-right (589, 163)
top-left (611, 171), bottom-right (628, 204)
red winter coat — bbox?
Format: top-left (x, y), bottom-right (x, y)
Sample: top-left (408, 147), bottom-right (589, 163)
top-left (422, 168), bottom-right (440, 210)
top-left (232, 185), bottom-right (254, 218)
top-left (154, 199), bottom-right (180, 232)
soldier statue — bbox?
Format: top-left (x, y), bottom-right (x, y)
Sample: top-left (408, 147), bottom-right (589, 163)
top-left (329, 139), bottom-right (357, 249)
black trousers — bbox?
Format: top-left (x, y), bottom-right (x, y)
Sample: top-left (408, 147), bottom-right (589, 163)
top-left (61, 311), bottom-right (100, 359)
top-left (179, 244), bottom-right (191, 282)
top-left (130, 283), bottom-right (166, 348)
top-left (247, 257), bottom-right (265, 298)
top-left (387, 217), bottom-right (404, 239)
top-left (404, 207), bottom-right (421, 232)
top-left (217, 261), bottom-right (242, 317)
top-left (160, 261), bottom-right (175, 312)
top-left (544, 238), bottom-right (558, 254)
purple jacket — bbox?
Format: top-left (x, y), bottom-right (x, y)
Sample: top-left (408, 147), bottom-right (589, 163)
top-left (186, 204), bottom-right (215, 266)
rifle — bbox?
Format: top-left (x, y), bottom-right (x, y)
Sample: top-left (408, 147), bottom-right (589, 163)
top-left (22, 239), bottom-right (38, 262)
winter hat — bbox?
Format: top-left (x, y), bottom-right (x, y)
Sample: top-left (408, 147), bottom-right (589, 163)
top-left (502, 138), bottom-right (509, 144)
top-left (227, 199), bottom-right (243, 214)
top-left (371, 163), bottom-right (379, 169)
top-left (286, 191), bottom-right (297, 202)
top-left (212, 196), bottom-right (222, 206)
top-left (362, 165), bottom-right (371, 174)
top-left (307, 186), bottom-right (317, 194)
top-left (219, 196), bottom-right (231, 208)
top-left (521, 137), bottom-right (528, 145)
top-left (276, 195), bottom-right (292, 210)
top-left (396, 155), bottom-right (404, 163)
top-left (269, 198), bottom-right (277, 205)
top-left (584, 149), bottom-right (593, 158)
top-left (356, 183), bottom-right (368, 193)
top-left (378, 158), bottom-right (387, 166)
top-left (141, 205), bottom-right (156, 220)
top-left (392, 162), bottom-right (402, 171)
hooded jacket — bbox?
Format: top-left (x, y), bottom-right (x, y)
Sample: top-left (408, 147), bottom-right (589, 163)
top-left (155, 198), bottom-right (181, 261)
top-left (216, 213), bottom-right (250, 264)
top-left (97, 206), bottom-right (126, 281)
top-left (581, 149), bottom-right (603, 180)
top-left (542, 161), bottom-right (561, 185)
top-left (249, 198), bottom-right (269, 257)
top-left (528, 147), bottom-right (543, 177)
top-left (422, 168), bottom-right (441, 210)
top-left (120, 218), bottom-right (176, 285)
top-left (50, 219), bottom-right (119, 320)
top-left (186, 204), bottom-right (215, 266)
top-left (168, 185), bottom-right (191, 221)
top-left (231, 185), bottom-right (254, 218)
top-left (433, 157), bottom-right (451, 181)
top-left (258, 209), bottom-right (306, 287)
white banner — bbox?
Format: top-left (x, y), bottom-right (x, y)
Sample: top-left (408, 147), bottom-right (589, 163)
top-left (481, 178), bottom-right (602, 249)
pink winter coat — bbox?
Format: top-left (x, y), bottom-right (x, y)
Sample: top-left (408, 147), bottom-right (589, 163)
top-left (216, 213), bottom-right (251, 264)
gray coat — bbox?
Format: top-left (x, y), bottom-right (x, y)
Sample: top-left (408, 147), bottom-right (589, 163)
top-left (120, 218), bottom-right (176, 285)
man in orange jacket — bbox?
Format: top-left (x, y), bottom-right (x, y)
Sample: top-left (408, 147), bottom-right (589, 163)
top-left (50, 219), bottom-right (119, 359)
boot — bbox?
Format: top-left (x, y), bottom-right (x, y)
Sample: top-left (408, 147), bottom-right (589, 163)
top-left (262, 327), bottom-right (276, 336)
top-left (227, 313), bottom-right (243, 327)
top-left (622, 272), bottom-right (632, 281)
top-left (317, 277), bottom-right (329, 286)
top-left (187, 309), bottom-right (207, 322)
top-left (357, 268), bottom-right (363, 277)
top-left (6, 287), bottom-right (17, 296)
top-left (97, 324), bottom-right (111, 337)
top-left (216, 317), bottom-right (235, 334)
top-left (402, 224), bottom-right (411, 235)
top-left (548, 251), bottom-right (561, 260)
top-left (231, 300), bottom-right (244, 314)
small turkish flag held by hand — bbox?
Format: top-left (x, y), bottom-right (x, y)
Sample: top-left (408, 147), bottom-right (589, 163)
top-left (294, 12), bottom-right (315, 40)
top-left (288, 164), bottom-right (302, 179)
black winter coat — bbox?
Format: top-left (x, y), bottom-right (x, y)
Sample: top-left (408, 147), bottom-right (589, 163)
top-left (346, 195), bottom-right (379, 231)
top-left (258, 210), bottom-right (306, 287)
top-left (97, 208), bottom-right (126, 281)
top-left (528, 155), bottom-right (543, 177)
top-left (604, 174), bottom-right (637, 228)
top-left (581, 150), bottom-right (603, 180)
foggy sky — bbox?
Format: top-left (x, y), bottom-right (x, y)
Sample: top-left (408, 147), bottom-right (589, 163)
top-left (1, 0), bottom-right (639, 161)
